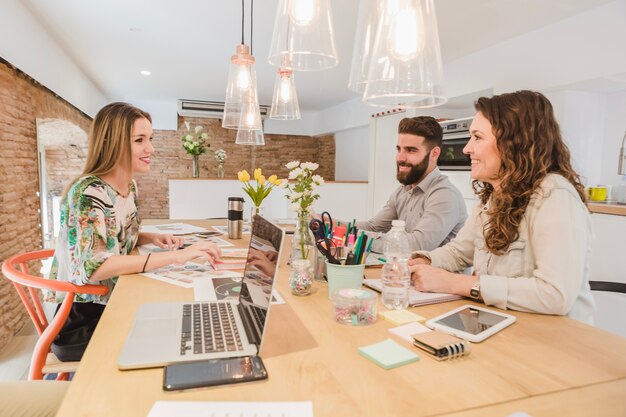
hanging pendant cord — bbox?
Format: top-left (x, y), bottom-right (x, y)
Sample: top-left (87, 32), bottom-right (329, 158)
top-left (250, 0), bottom-right (254, 55)
top-left (241, 0), bottom-right (245, 45)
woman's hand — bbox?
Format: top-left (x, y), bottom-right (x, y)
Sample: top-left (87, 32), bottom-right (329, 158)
top-left (408, 256), bottom-right (431, 270)
top-left (247, 249), bottom-right (278, 277)
top-left (139, 232), bottom-right (184, 250)
top-left (411, 264), bottom-right (464, 294)
top-left (177, 242), bottom-right (222, 265)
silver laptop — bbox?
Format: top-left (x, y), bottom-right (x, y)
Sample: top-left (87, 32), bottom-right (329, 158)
top-left (118, 215), bottom-right (285, 370)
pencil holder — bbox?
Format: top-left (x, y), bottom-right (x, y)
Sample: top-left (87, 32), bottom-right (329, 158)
top-left (326, 261), bottom-right (365, 299)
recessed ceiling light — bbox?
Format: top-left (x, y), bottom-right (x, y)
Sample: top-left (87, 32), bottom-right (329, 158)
top-left (140, 70), bottom-right (151, 76)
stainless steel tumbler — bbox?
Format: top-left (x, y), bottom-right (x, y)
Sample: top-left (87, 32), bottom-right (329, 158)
top-left (227, 197), bottom-right (244, 239)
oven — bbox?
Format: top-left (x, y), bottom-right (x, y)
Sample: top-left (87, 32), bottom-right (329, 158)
top-left (437, 117), bottom-right (472, 171)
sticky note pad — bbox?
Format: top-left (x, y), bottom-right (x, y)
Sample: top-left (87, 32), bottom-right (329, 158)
top-left (358, 338), bottom-right (419, 369)
top-left (379, 309), bottom-right (425, 325)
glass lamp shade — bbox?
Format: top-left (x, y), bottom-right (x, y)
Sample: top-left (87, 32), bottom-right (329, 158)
top-left (269, 68), bottom-right (301, 120)
top-left (223, 44), bottom-right (261, 129)
top-left (348, 0), bottom-right (377, 93)
top-left (268, 0), bottom-right (338, 71)
top-left (363, 0), bottom-right (447, 108)
top-left (235, 127), bottom-right (265, 145)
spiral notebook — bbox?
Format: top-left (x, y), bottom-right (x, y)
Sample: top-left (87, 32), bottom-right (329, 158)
top-left (412, 331), bottom-right (471, 361)
top-left (363, 278), bottom-right (462, 306)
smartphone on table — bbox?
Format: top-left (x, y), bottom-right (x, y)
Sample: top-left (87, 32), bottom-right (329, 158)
top-left (163, 356), bottom-right (268, 391)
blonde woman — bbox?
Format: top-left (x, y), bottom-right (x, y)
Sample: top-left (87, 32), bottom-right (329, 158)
top-left (48, 102), bottom-right (221, 361)
top-left (409, 91), bottom-right (594, 323)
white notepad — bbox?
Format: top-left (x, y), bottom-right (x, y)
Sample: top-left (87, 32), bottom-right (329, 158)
top-left (147, 401), bottom-right (313, 417)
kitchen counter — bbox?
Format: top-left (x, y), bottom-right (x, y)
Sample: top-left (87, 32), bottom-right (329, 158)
top-left (588, 202), bottom-right (626, 216)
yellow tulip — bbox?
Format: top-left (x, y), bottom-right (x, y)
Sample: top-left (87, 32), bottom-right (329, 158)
top-left (254, 168), bottom-right (262, 181)
top-left (268, 174), bottom-right (277, 184)
top-left (240, 170), bottom-right (250, 182)
top-left (274, 178), bottom-right (283, 186)
top-left (237, 171), bottom-right (243, 182)
top-left (258, 175), bottom-right (266, 185)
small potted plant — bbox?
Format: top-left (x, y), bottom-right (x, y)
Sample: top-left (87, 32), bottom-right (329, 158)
top-left (181, 122), bottom-right (210, 177)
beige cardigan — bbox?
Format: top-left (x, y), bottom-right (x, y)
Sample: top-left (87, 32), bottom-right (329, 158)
top-left (415, 174), bottom-right (595, 324)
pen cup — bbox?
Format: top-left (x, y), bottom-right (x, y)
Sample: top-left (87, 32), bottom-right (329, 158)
top-left (326, 261), bottom-right (365, 299)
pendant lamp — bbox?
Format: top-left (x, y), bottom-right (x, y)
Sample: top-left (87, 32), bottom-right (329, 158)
top-left (268, 0), bottom-right (338, 71)
top-left (235, 127), bottom-right (265, 146)
top-left (363, 0), bottom-right (447, 108)
top-left (269, 57), bottom-right (301, 120)
top-left (348, 0), bottom-right (377, 93)
top-left (223, 0), bottom-right (263, 131)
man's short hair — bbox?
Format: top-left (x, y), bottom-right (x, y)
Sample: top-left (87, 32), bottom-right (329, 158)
top-left (398, 116), bottom-right (443, 150)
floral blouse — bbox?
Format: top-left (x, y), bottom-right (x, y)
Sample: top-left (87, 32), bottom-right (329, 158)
top-left (46, 176), bottom-right (140, 304)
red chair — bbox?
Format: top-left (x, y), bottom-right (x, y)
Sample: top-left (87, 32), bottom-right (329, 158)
top-left (1, 249), bottom-right (109, 380)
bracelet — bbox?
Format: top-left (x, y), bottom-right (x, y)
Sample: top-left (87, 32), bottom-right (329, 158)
top-left (141, 253), bottom-right (152, 273)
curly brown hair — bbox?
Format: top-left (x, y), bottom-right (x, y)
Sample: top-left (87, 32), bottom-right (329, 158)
top-left (473, 90), bottom-right (586, 254)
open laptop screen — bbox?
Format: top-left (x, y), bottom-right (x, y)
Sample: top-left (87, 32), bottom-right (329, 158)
top-left (238, 215), bottom-right (284, 347)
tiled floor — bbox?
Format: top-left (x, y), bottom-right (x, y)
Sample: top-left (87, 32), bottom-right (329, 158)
top-left (0, 321), bottom-right (37, 381)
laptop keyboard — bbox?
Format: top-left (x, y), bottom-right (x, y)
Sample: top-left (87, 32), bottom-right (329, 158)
top-left (180, 302), bottom-right (244, 356)
top-left (249, 304), bottom-right (267, 330)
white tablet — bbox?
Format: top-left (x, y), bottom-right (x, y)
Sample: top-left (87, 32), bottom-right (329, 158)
top-left (425, 305), bottom-right (516, 343)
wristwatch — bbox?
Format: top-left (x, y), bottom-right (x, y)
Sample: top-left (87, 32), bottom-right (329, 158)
top-left (469, 280), bottom-right (481, 300)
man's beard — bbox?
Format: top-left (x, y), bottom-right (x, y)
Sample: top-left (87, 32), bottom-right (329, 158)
top-left (396, 151), bottom-right (430, 185)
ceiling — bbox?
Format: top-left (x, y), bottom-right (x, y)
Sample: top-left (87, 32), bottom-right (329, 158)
top-left (21, 0), bottom-right (614, 112)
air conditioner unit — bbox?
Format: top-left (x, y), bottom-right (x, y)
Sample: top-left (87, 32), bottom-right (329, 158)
top-left (177, 99), bottom-right (269, 119)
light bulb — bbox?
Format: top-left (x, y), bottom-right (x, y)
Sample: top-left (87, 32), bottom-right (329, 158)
top-left (236, 66), bottom-right (251, 90)
top-left (279, 76), bottom-right (292, 103)
top-left (240, 105), bottom-right (257, 128)
top-left (387, 6), bottom-right (424, 62)
top-left (289, 0), bottom-right (318, 26)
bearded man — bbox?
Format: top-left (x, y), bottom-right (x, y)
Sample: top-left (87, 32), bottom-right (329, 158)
top-left (355, 116), bottom-right (467, 252)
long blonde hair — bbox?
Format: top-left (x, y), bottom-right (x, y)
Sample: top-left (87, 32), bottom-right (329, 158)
top-left (473, 91), bottom-right (586, 254)
top-left (63, 102), bottom-right (151, 198)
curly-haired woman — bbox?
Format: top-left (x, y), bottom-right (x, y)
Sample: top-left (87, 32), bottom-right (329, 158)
top-left (409, 90), bottom-right (594, 323)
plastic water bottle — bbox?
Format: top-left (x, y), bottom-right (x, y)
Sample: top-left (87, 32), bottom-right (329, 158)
top-left (381, 220), bottom-right (411, 310)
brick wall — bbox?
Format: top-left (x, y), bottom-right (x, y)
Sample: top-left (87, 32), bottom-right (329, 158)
top-left (0, 58), bottom-right (91, 351)
top-left (135, 117), bottom-right (335, 219)
top-left (0, 57), bottom-right (335, 351)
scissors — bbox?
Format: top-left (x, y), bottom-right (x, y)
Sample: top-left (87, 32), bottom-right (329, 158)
top-left (320, 211), bottom-right (333, 237)
top-left (315, 237), bottom-right (341, 265)
top-left (309, 219), bottom-right (328, 241)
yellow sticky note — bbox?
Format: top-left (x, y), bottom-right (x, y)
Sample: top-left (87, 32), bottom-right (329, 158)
top-left (379, 309), bottom-right (425, 325)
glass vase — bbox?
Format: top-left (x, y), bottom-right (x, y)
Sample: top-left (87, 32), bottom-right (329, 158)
top-left (250, 205), bottom-right (264, 221)
top-left (192, 155), bottom-right (200, 178)
top-left (217, 163), bottom-right (225, 178)
top-left (289, 259), bottom-right (313, 296)
top-left (291, 213), bottom-right (314, 266)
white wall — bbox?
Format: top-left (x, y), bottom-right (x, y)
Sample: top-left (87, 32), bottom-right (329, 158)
top-left (544, 90), bottom-right (608, 185)
top-left (334, 126), bottom-right (369, 181)
top-left (0, 0), bottom-right (106, 116)
top-left (601, 91), bottom-right (626, 189)
top-left (444, 1), bottom-right (626, 99)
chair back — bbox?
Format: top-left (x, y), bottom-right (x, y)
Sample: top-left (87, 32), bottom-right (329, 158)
top-left (1, 249), bottom-right (109, 379)
top-left (589, 280), bottom-right (626, 339)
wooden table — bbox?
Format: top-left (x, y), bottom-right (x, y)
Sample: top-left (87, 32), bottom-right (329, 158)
top-left (56, 221), bottom-right (626, 417)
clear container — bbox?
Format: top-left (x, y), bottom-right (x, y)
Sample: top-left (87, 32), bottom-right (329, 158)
top-left (289, 259), bottom-right (313, 296)
top-left (331, 288), bottom-right (378, 326)
top-left (381, 220), bottom-right (411, 310)
top-left (613, 175), bottom-right (626, 205)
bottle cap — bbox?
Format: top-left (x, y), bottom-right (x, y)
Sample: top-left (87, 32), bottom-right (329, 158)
top-left (391, 219), bottom-right (405, 228)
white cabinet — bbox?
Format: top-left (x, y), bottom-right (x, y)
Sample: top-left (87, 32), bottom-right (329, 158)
top-left (589, 213), bottom-right (626, 338)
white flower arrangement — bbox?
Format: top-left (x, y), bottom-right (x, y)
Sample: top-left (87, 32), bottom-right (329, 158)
top-left (283, 160), bottom-right (324, 217)
top-left (214, 148), bottom-right (227, 163)
top-left (181, 121), bottom-right (210, 156)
